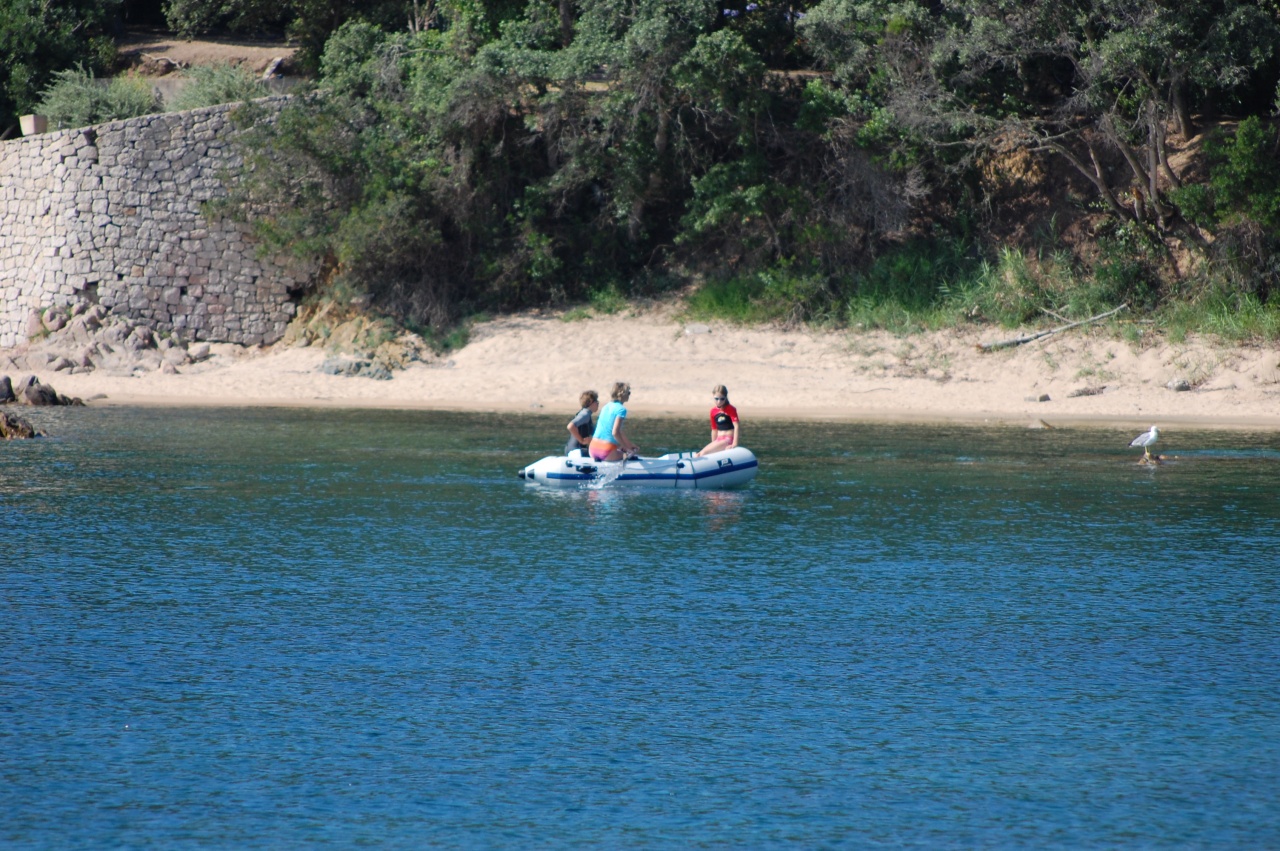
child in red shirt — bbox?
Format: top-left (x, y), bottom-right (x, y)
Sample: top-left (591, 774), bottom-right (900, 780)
top-left (695, 384), bottom-right (740, 456)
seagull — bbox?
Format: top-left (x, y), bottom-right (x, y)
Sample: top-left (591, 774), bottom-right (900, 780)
top-left (1129, 424), bottom-right (1160, 460)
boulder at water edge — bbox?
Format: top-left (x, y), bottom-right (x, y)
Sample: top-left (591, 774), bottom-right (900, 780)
top-left (20, 381), bottom-right (60, 406)
top-left (0, 410), bottom-right (41, 439)
top-left (0, 375), bottom-right (84, 407)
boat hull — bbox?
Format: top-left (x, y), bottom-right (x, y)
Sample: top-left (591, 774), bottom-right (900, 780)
top-left (518, 447), bottom-right (758, 490)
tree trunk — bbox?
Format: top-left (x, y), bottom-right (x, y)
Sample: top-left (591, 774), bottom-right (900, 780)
top-left (1145, 110), bottom-right (1169, 230)
top-left (628, 105), bottom-right (672, 244)
top-left (1102, 112), bottom-right (1153, 192)
top-left (1154, 115), bottom-right (1181, 189)
top-left (1170, 74), bottom-right (1194, 139)
top-left (1100, 111), bottom-right (1174, 227)
top-left (1044, 137), bottom-right (1133, 221)
top-left (559, 0), bottom-right (574, 47)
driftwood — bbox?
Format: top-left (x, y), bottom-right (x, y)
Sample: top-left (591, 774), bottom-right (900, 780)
top-left (1067, 385), bottom-right (1108, 398)
top-left (978, 303), bottom-right (1129, 353)
top-left (137, 53), bottom-right (187, 74)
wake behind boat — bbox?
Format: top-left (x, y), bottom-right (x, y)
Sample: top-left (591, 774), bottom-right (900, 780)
top-left (518, 447), bottom-right (758, 490)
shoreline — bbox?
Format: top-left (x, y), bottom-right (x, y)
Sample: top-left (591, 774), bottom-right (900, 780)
top-left (7, 309), bottom-right (1280, 432)
top-left (72, 393), bottom-right (1280, 431)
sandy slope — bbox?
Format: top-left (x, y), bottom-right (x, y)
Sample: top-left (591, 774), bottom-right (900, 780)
top-left (11, 307), bottom-right (1279, 431)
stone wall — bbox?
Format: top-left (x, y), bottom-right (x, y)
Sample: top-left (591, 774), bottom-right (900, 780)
top-left (0, 99), bottom-right (316, 349)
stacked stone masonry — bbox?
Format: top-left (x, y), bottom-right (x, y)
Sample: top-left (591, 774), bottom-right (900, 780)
top-left (0, 99), bottom-right (316, 348)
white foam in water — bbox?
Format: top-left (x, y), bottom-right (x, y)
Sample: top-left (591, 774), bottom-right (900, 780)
top-left (587, 459), bottom-right (628, 489)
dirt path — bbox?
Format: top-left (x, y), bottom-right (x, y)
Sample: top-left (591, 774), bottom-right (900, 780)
top-left (116, 30), bottom-right (297, 75)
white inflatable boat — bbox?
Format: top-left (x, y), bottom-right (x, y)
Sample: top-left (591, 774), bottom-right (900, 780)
top-left (518, 447), bottom-right (758, 490)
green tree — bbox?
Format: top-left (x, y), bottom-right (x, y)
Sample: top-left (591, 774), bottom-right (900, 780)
top-left (864, 0), bottom-right (1280, 233)
top-left (1203, 117), bottom-right (1280, 232)
top-left (227, 15), bottom-right (520, 328)
top-left (225, 0), bottom-right (936, 326)
top-left (0, 0), bottom-right (121, 135)
top-left (162, 0), bottom-right (293, 39)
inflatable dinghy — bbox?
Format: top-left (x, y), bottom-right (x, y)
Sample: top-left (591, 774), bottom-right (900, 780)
top-left (518, 447), bottom-right (758, 490)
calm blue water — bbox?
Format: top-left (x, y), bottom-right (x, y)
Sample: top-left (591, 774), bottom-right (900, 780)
top-left (3, 407), bottom-right (1279, 847)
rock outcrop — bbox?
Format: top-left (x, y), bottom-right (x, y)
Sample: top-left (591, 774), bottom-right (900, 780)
top-left (319, 357), bottom-right (394, 380)
top-left (0, 410), bottom-right (41, 439)
top-left (1, 294), bottom-right (436, 390)
top-left (3, 298), bottom-right (214, 379)
top-left (0, 374), bottom-right (83, 406)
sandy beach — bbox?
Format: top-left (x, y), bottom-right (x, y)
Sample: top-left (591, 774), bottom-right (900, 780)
top-left (7, 307), bottom-right (1279, 430)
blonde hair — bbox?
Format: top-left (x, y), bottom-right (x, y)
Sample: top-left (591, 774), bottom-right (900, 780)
top-left (713, 384), bottom-right (729, 403)
top-left (610, 381), bottom-right (631, 401)
top-left (579, 390), bottom-right (598, 408)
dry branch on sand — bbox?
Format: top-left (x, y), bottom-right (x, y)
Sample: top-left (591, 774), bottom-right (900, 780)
top-left (977, 304), bottom-right (1129, 352)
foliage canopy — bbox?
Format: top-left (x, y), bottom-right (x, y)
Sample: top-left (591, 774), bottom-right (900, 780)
top-left (0, 0), bottom-right (121, 132)
top-left (5, 0), bottom-right (1277, 333)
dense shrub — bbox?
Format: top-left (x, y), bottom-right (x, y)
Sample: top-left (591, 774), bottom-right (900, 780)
top-left (167, 64), bottom-right (269, 112)
top-left (227, 5), bottom-right (923, 330)
top-left (1189, 117), bottom-right (1280, 231)
top-left (163, 0), bottom-right (291, 39)
top-left (1171, 117), bottom-right (1280, 304)
top-left (217, 0), bottom-right (1280, 339)
top-left (36, 68), bottom-right (160, 130)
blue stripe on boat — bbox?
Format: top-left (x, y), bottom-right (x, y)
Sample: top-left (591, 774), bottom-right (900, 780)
top-left (544, 459), bottom-right (758, 482)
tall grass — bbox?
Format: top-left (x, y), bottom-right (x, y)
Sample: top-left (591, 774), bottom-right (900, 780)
top-left (684, 261), bottom-right (836, 326)
top-left (844, 238), bottom-right (979, 331)
top-left (681, 233), bottom-right (1279, 342)
top-left (684, 276), bottom-right (769, 323)
top-left (1161, 290), bottom-right (1280, 342)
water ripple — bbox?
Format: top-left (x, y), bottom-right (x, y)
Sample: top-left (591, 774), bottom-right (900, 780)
top-left (2, 409), bottom-right (1278, 846)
